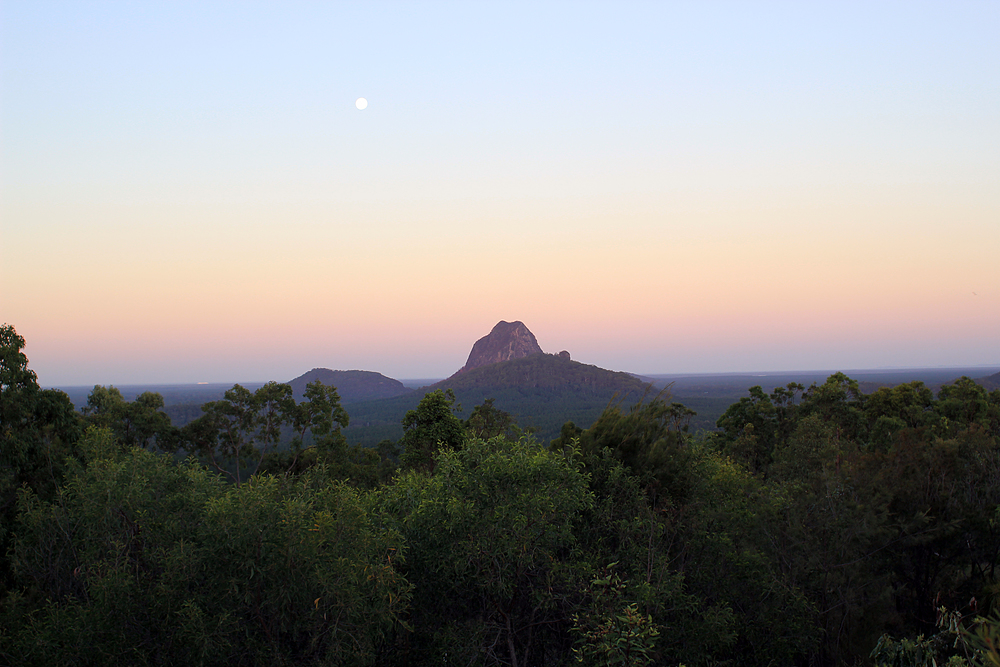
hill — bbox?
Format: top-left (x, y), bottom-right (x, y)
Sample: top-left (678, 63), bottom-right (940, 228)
top-left (344, 354), bottom-right (655, 446)
top-left (978, 371), bottom-right (1000, 391)
top-left (433, 352), bottom-right (649, 393)
top-left (287, 368), bottom-right (412, 404)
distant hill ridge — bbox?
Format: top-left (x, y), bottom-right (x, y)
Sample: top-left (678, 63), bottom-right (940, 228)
top-left (287, 369), bottom-right (411, 404)
top-left (979, 371), bottom-right (1000, 391)
top-left (285, 320), bottom-right (646, 417)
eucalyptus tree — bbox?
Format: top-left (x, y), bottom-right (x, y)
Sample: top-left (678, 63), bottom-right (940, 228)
top-left (182, 380), bottom-right (348, 484)
top-left (82, 384), bottom-right (176, 451)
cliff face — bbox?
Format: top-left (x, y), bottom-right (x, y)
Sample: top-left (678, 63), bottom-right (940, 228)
top-left (456, 321), bottom-right (544, 374)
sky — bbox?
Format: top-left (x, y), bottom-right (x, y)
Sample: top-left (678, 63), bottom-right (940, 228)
top-left (2, 1), bottom-right (998, 386)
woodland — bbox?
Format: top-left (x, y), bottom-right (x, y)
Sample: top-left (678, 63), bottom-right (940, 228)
top-left (3, 323), bottom-right (1000, 666)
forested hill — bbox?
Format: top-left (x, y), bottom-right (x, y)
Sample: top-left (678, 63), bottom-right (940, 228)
top-left (344, 354), bottom-right (654, 446)
top-left (431, 352), bottom-right (650, 393)
top-left (980, 371), bottom-right (1000, 391)
top-left (287, 368), bottom-right (412, 404)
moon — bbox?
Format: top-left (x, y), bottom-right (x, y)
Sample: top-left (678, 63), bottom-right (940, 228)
top-left (355, 97), bottom-right (368, 110)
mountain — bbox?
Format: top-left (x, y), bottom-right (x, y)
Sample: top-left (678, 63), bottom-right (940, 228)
top-left (345, 354), bottom-right (654, 447)
top-left (454, 320), bottom-right (544, 375)
top-left (434, 353), bottom-right (649, 394)
top-left (288, 368), bottom-right (412, 404)
top-left (342, 323), bottom-right (655, 446)
top-left (434, 323), bottom-right (654, 438)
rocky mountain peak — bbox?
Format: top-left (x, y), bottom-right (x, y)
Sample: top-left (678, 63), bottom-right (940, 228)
top-left (456, 321), bottom-right (544, 374)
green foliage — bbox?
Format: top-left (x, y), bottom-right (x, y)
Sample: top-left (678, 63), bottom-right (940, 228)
top-left (681, 448), bottom-right (819, 665)
top-left (263, 436), bottom-right (386, 489)
top-left (571, 565), bottom-right (659, 666)
top-left (0, 326), bottom-right (82, 491)
top-left (258, 380), bottom-right (358, 481)
top-left (569, 447), bottom-right (731, 666)
top-left (550, 419), bottom-right (584, 450)
top-left (0, 324), bottom-right (82, 591)
top-left (464, 397), bottom-right (519, 440)
top-left (377, 435), bottom-right (594, 665)
top-left (962, 612), bottom-right (1000, 667)
top-left (182, 380), bottom-right (347, 483)
top-left (575, 395), bottom-right (696, 506)
top-left (289, 380), bottom-right (350, 452)
top-left (716, 385), bottom-right (779, 471)
top-left (7, 427), bottom-right (227, 663)
top-left (870, 633), bottom-right (971, 667)
top-left (189, 472), bottom-right (410, 665)
top-left (798, 372), bottom-right (867, 443)
top-left (770, 413), bottom-right (841, 482)
top-left (6, 430), bottom-right (410, 665)
top-left (398, 389), bottom-right (465, 472)
top-left (82, 384), bottom-right (178, 451)
top-left (938, 377), bottom-right (1000, 438)
top-left (716, 382), bottom-right (803, 473)
top-left (869, 606), bottom-right (996, 667)
top-left (871, 429), bottom-right (1000, 632)
top-left (0, 324), bottom-right (37, 415)
top-left (7, 325), bottom-right (1000, 667)
top-left (864, 381), bottom-right (938, 450)
top-left (711, 372), bottom-right (1000, 663)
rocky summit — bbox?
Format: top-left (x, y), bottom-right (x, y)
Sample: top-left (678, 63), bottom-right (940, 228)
top-left (456, 321), bottom-right (544, 374)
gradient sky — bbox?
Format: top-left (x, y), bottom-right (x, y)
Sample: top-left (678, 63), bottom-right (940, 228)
top-left (2, 1), bottom-right (998, 386)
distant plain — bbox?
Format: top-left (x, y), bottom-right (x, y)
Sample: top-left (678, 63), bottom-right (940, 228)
top-left (51, 365), bottom-right (1000, 446)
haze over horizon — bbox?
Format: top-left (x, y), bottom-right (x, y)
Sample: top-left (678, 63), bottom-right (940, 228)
top-left (3, 2), bottom-right (998, 387)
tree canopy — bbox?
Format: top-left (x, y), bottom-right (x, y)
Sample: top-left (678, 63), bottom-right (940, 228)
top-left (5, 323), bottom-right (1000, 666)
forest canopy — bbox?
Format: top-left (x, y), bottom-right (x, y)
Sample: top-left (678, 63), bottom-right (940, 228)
top-left (3, 323), bottom-right (1000, 666)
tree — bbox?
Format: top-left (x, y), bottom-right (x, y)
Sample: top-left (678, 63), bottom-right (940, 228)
top-left (799, 372), bottom-right (867, 444)
top-left (0, 324), bottom-right (38, 433)
top-left (570, 565), bottom-right (660, 667)
top-left (82, 385), bottom-right (177, 450)
top-left (575, 396), bottom-right (696, 506)
top-left (6, 427), bottom-right (410, 665)
top-left (716, 382), bottom-right (804, 474)
top-left (549, 420), bottom-right (583, 451)
top-left (573, 447), bottom-right (737, 666)
top-left (398, 389), bottom-right (465, 472)
top-left (863, 382), bottom-right (936, 450)
top-left (183, 380), bottom-right (353, 484)
top-left (377, 436), bottom-right (594, 666)
top-left (182, 382), bottom-right (295, 483)
top-left (464, 397), bottom-right (518, 440)
top-left (938, 377), bottom-right (1000, 437)
top-left (0, 325), bottom-right (81, 591)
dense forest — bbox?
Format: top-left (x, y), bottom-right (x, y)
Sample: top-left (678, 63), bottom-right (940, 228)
top-left (3, 323), bottom-right (1000, 666)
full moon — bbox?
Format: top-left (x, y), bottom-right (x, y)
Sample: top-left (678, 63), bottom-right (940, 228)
top-left (355, 97), bottom-right (368, 110)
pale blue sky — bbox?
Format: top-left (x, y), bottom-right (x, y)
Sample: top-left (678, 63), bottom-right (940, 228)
top-left (3, 2), bottom-right (998, 384)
